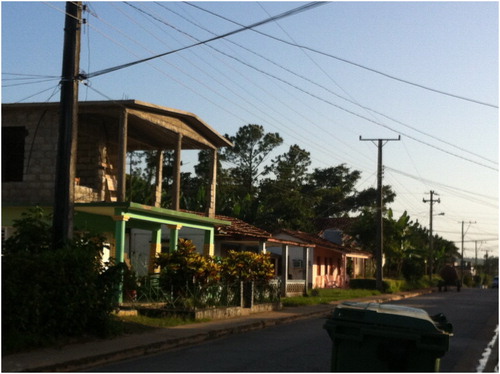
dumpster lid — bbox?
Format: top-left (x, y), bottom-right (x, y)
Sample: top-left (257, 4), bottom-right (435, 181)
top-left (331, 302), bottom-right (449, 333)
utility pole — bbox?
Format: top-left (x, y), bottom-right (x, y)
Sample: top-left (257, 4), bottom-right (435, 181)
top-left (461, 220), bottom-right (476, 284)
top-left (53, 2), bottom-right (82, 249)
top-left (423, 190), bottom-right (440, 279)
top-left (359, 135), bottom-right (400, 291)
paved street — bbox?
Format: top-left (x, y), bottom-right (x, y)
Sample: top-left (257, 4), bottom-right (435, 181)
top-left (391, 288), bottom-right (498, 372)
top-left (90, 288), bottom-right (498, 372)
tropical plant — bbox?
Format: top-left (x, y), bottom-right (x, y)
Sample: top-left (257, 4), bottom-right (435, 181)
top-left (156, 239), bottom-right (221, 292)
top-left (220, 250), bottom-right (275, 283)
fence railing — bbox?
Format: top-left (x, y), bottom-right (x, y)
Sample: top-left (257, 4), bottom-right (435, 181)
top-left (134, 276), bottom-right (280, 310)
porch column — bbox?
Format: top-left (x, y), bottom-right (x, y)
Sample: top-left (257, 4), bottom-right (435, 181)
top-left (113, 214), bottom-right (130, 304)
top-left (303, 247), bottom-right (310, 295)
top-left (148, 226), bottom-right (162, 274)
top-left (342, 254), bottom-right (347, 288)
top-left (117, 109), bottom-right (128, 202)
top-left (153, 150), bottom-right (163, 207)
top-left (203, 228), bottom-right (215, 257)
top-left (172, 133), bottom-right (182, 211)
top-left (167, 224), bottom-right (182, 252)
top-left (259, 241), bottom-right (267, 253)
top-left (206, 148), bottom-right (217, 218)
top-left (281, 244), bottom-right (289, 297)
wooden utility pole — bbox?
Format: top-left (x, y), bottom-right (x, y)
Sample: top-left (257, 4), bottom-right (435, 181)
top-left (53, 1), bottom-right (82, 248)
top-left (423, 190), bottom-right (441, 278)
top-left (359, 135), bottom-right (400, 291)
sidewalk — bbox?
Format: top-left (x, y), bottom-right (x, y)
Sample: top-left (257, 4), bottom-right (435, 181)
top-left (2, 290), bottom-right (431, 372)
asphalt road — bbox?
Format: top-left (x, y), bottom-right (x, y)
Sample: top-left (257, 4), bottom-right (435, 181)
top-left (390, 287), bottom-right (498, 372)
top-left (90, 288), bottom-right (498, 372)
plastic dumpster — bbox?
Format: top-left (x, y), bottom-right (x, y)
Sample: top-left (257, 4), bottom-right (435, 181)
top-left (324, 302), bottom-right (453, 372)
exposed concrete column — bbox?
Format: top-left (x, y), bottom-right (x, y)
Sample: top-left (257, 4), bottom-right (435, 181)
top-left (113, 214), bottom-right (130, 304)
top-left (167, 224), bottom-right (182, 252)
top-left (117, 109), bottom-right (128, 202)
top-left (259, 241), bottom-right (267, 253)
top-left (303, 247), bottom-right (310, 295)
top-left (281, 244), bottom-right (289, 297)
top-left (153, 150), bottom-right (163, 207)
top-left (206, 148), bottom-right (217, 218)
top-left (203, 228), bottom-right (215, 257)
top-left (148, 226), bottom-right (162, 274)
top-left (172, 133), bottom-right (182, 211)
top-left (342, 254), bottom-right (347, 288)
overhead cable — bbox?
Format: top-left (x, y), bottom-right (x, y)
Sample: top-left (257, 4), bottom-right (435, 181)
top-left (185, 2), bottom-right (497, 109)
top-left (123, 2), bottom-right (497, 172)
top-left (81, 1), bottom-right (325, 80)
top-left (177, 3), bottom-right (497, 167)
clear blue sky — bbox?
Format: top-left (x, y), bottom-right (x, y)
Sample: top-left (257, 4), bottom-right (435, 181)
top-left (2, 1), bottom-right (498, 258)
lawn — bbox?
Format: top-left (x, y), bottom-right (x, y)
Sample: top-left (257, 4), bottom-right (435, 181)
top-left (282, 288), bottom-right (382, 307)
top-left (118, 314), bottom-right (210, 331)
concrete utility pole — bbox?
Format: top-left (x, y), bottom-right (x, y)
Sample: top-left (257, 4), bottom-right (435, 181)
top-left (53, 2), bottom-right (82, 249)
top-left (423, 190), bottom-right (440, 278)
top-left (461, 220), bottom-right (476, 284)
top-left (359, 135), bottom-right (400, 291)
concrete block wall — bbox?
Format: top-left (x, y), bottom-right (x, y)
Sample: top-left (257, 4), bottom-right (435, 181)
top-left (3, 107), bottom-right (122, 205)
top-left (2, 107), bottom-right (59, 205)
top-left (76, 119), bottom-right (108, 197)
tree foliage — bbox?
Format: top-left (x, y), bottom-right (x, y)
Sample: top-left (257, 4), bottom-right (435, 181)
top-left (2, 208), bottom-right (122, 353)
top-left (221, 124), bottom-right (283, 194)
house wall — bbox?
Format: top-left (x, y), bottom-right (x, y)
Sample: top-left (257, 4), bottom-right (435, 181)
top-left (313, 246), bottom-right (343, 288)
top-left (2, 107), bottom-right (121, 205)
top-left (126, 226), bottom-right (214, 277)
top-left (2, 107), bottom-right (59, 205)
top-left (349, 256), bottom-right (368, 279)
top-left (266, 245), bottom-right (311, 283)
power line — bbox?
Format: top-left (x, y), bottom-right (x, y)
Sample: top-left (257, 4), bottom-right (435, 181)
top-left (131, 2), bottom-right (371, 168)
top-left (150, 5), bottom-right (497, 171)
top-left (180, 3), bottom-right (497, 168)
top-left (81, 1), bottom-right (325, 80)
top-left (185, 2), bottom-right (497, 109)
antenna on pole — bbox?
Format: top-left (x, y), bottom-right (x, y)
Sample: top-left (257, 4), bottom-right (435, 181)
top-left (359, 135), bottom-right (400, 291)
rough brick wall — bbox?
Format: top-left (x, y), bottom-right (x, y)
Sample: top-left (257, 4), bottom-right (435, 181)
top-left (2, 107), bottom-right (59, 205)
top-left (2, 107), bottom-right (121, 205)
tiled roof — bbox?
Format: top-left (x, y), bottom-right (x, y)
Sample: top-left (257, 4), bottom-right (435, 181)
top-left (214, 215), bottom-right (272, 239)
top-left (278, 229), bottom-right (347, 253)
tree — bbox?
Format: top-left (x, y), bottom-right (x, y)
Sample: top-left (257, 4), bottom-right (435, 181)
top-left (257, 145), bottom-right (315, 232)
top-left (221, 124), bottom-right (283, 196)
top-left (306, 164), bottom-right (360, 217)
top-left (217, 124), bottom-right (283, 221)
top-left (383, 210), bottom-right (417, 278)
top-left (126, 150), bottom-right (175, 206)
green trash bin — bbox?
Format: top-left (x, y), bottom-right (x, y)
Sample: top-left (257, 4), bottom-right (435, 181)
top-left (324, 302), bottom-right (453, 372)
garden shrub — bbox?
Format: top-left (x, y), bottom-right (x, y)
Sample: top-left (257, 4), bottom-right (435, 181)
top-left (401, 258), bottom-right (425, 283)
top-left (155, 244), bottom-right (276, 308)
top-left (2, 207), bottom-right (122, 353)
top-left (156, 239), bottom-right (221, 289)
top-left (349, 278), bottom-right (390, 292)
top-left (220, 250), bottom-right (275, 283)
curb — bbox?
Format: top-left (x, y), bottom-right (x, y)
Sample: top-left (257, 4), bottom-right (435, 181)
top-left (2, 290), bottom-right (432, 372)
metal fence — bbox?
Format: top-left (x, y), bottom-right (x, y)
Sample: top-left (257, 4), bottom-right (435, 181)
top-left (135, 276), bottom-right (280, 310)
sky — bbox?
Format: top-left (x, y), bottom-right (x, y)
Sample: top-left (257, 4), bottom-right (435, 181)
top-left (1, 1), bottom-right (498, 259)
